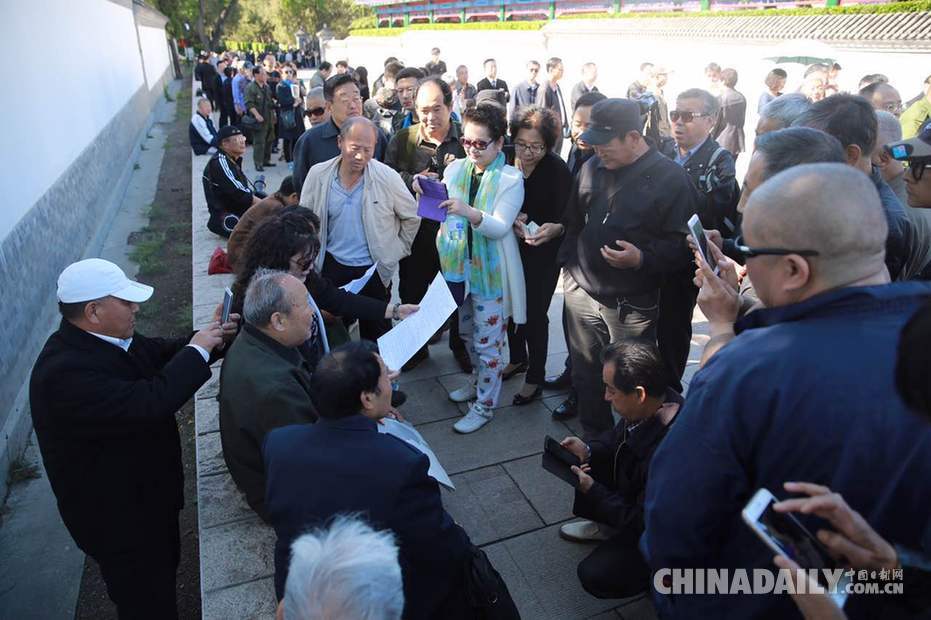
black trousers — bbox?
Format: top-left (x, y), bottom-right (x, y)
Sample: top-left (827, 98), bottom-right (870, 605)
top-left (322, 253), bottom-right (391, 341)
top-left (577, 528), bottom-right (651, 600)
top-left (563, 273), bottom-right (659, 439)
top-left (398, 220), bottom-right (465, 354)
top-left (94, 512), bottom-right (180, 619)
top-left (656, 269), bottom-right (698, 393)
top-left (219, 105), bottom-right (231, 128)
top-left (506, 259), bottom-right (560, 385)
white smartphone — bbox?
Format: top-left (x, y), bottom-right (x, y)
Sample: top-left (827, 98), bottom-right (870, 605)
top-left (221, 287), bottom-right (233, 324)
top-left (742, 488), bottom-right (849, 607)
top-left (687, 214), bottom-right (719, 275)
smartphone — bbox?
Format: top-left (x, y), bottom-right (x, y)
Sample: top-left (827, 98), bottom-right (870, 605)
top-left (742, 489), bottom-right (849, 606)
top-left (541, 436), bottom-right (582, 488)
top-left (687, 214), bottom-right (719, 275)
top-left (221, 287), bottom-right (233, 324)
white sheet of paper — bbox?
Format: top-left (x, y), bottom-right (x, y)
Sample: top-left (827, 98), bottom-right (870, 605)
top-left (306, 292), bottom-right (329, 353)
top-left (339, 262), bottom-right (379, 295)
top-left (524, 221), bottom-right (541, 237)
top-left (378, 418), bottom-right (455, 490)
top-left (377, 272), bottom-right (456, 372)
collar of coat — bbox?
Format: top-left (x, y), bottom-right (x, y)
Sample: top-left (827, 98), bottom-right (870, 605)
top-left (241, 322), bottom-right (303, 366)
top-left (57, 318), bottom-right (136, 357)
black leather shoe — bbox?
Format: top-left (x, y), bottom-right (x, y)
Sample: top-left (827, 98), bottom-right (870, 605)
top-left (262, 161), bottom-right (276, 167)
top-left (544, 368), bottom-right (572, 390)
top-left (512, 385), bottom-right (542, 406)
top-left (391, 390), bottom-right (407, 408)
top-left (452, 348), bottom-right (473, 374)
top-left (552, 391), bottom-right (578, 419)
top-left (255, 165), bottom-right (264, 171)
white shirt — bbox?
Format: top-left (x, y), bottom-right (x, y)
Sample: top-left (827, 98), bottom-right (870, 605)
top-left (191, 113), bottom-right (217, 154)
top-left (88, 331), bottom-right (210, 363)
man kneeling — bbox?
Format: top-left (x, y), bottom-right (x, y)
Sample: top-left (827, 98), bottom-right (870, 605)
top-left (558, 341), bottom-right (680, 599)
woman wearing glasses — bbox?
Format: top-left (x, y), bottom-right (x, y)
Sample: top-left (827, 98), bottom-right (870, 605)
top-left (504, 106), bottom-right (573, 405)
top-left (414, 103), bottom-right (526, 433)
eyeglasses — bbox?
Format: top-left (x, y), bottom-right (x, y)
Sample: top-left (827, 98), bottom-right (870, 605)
top-left (460, 137), bottom-right (491, 151)
top-left (908, 162), bottom-right (931, 182)
top-left (882, 101), bottom-right (903, 114)
top-left (515, 141), bottom-right (546, 155)
top-left (733, 235), bottom-right (820, 259)
top-left (669, 110), bottom-right (712, 123)
top-left (307, 107), bottom-right (326, 116)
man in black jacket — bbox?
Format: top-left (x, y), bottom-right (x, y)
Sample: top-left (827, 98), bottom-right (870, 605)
top-left (202, 125), bottom-right (260, 237)
top-left (30, 258), bottom-right (238, 619)
top-left (555, 99), bottom-right (697, 438)
top-left (476, 58), bottom-right (509, 104)
top-left (558, 341), bottom-right (680, 599)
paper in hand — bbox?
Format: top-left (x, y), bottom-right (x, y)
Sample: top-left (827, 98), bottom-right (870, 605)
top-left (377, 272), bottom-right (457, 372)
top-left (417, 177), bottom-right (449, 223)
top-left (378, 418), bottom-right (455, 490)
top-left (340, 262), bottom-right (378, 295)
top-left (524, 221), bottom-right (541, 237)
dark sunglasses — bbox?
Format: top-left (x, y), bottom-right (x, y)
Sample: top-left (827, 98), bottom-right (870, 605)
top-left (734, 235), bottom-right (820, 259)
top-left (908, 162), bottom-right (931, 182)
top-left (307, 107), bottom-right (326, 116)
top-left (460, 137), bottom-right (491, 151)
top-left (669, 110), bottom-right (711, 123)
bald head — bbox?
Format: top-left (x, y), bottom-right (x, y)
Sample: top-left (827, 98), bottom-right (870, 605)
top-left (744, 163), bottom-right (887, 296)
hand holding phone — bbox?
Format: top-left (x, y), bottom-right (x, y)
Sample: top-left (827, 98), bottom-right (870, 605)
top-left (688, 214), bottom-right (719, 275)
top-left (221, 287), bottom-right (233, 324)
top-left (541, 435), bottom-right (582, 488)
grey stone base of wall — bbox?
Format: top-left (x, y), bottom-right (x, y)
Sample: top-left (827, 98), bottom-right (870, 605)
top-left (0, 66), bottom-right (174, 503)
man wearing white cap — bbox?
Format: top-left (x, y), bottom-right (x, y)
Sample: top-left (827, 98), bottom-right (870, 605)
top-left (29, 258), bottom-right (239, 619)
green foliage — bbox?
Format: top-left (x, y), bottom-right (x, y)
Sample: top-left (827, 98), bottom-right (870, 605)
top-left (352, 20), bottom-right (547, 36)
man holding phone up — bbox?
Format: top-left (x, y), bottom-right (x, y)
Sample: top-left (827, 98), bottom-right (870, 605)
top-left (554, 98), bottom-right (697, 438)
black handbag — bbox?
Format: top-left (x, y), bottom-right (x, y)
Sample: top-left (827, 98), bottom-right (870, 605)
top-left (462, 545), bottom-right (521, 620)
top-left (239, 114), bottom-right (259, 130)
top-left (280, 108), bottom-right (297, 131)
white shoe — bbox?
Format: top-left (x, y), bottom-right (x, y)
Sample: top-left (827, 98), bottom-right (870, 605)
top-left (559, 520), bottom-right (612, 543)
top-left (448, 381), bottom-right (477, 403)
top-left (453, 403), bottom-right (493, 434)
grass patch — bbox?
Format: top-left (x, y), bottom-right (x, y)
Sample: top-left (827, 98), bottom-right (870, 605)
top-left (163, 84), bottom-right (175, 102)
top-left (129, 231), bottom-right (168, 274)
top-left (175, 302), bottom-right (193, 331)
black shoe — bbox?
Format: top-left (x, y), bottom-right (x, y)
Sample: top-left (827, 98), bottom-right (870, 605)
top-left (402, 347), bottom-right (429, 371)
top-left (552, 392), bottom-right (578, 419)
top-left (262, 161), bottom-right (276, 167)
top-left (255, 165), bottom-right (264, 171)
top-left (452, 347), bottom-right (473, 374)
top-left (391, 390), bottom-right (407, 408)
top-left (544, 368), bottom-right (572, 390)
top-left (512, 385), bottom-right (542, 406)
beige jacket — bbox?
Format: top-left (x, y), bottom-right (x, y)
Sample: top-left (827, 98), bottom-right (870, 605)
top-left (300, 156), bottom-right (420, 286)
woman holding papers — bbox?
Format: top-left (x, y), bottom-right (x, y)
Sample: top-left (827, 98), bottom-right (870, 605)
top-left (414, 103), bottom-right (526, 434)
top-left (506, 107), bottom-right (573, 406)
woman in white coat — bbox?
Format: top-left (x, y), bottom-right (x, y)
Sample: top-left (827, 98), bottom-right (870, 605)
top-left (414, 103), bottom-right (526, 433)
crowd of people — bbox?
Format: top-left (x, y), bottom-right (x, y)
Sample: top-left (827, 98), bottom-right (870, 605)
top-left (25, 42), bottom-right (931, 620)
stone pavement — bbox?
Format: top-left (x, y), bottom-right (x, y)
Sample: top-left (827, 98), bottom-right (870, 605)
top-left (191, 80), bottom-right (708, 618)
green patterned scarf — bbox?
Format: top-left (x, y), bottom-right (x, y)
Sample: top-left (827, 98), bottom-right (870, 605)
top-left (437, 152), bottom-right (505, 300)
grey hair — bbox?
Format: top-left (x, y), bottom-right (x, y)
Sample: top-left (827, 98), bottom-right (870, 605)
top-left (243, 268), bottom-right (291, 327)
top-left (759, 94), bottom-right (812, 131)
top-left (306, 86), bottom-right (324, 101)
top-left (754, 127), bottom-right (846, 181)
top-left (196, 96), bottom-right (211, 108)
top-left (283, 515), bottom-right (403, 620)
top-left (875, 110), bottom-right (903, 151)
top-left (339, 115), bottom-right (378, 141)
top-left (677, 88), bottom-right (719, 117)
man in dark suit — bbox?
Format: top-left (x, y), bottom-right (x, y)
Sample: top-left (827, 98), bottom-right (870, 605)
top-left (263, 341), bottom-right (477, 620)
top-left (713, 68), bottom-right (747, 162)
top-left (476, 58), bottom-right (509, 104)
top-left (30, 259), bottom-right (238, 619)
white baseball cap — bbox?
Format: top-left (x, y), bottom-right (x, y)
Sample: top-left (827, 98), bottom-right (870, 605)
top-left (57, 259), bottom-right (154, 304)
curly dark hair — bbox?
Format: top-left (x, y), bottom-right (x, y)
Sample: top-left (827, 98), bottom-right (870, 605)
top-left (231, 207), bottom-right (320, 317)
top-left (462, 102), bottom-right (508, 141)
top-left (510, 105), bottom-right (559, 151)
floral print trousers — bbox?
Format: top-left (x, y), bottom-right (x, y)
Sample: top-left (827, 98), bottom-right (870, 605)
top-left (458, 294), bottom-right (508, 408)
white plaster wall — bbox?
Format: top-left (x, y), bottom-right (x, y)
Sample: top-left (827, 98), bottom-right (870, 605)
top-left (0, 0), bottom-right (146, 242)
top-left (139, 24), bottom-right (170, 89)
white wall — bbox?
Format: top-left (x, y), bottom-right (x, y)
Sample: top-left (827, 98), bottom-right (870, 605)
top-left (0, 0), bottom-right (146, 242)
top-left (139, 24), bottom-right (170, 89)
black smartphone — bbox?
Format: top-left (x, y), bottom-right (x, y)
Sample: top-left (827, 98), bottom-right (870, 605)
top-left (541, 436), bottom-right (582, 488)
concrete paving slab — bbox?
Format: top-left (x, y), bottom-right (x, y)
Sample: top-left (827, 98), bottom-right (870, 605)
top-left (196, 395), bottom-right (220, 435)
top-left (203, 577), bottom-right (276, 620)
top-left (397, 378), bottom-right (463, 426)
top-left (441, 465), bottom-right (544, 546)
top-left (199, 516), bottom-right (276, 592)
top-left (198, 469), bottom-right (255, 529)
top-left (616, 595), bottom-right (659, 620)
top-left (503, 454), bottom-right (576, 525)
top-left (415, 401), bottom-right (569, 475)
top-left (587, 611), bottom-right (623, 619)
top-left (483, 523), bottom-right (631, 620)
top-left (197, 432), bottom-right (229, 477)
top-left (482, 542), bottom-right (549, 619)
top-left (393, 341), bottom-right (465, 385)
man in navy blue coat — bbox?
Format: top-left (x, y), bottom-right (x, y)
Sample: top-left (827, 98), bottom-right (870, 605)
top-left (643, 164), bottom-right (931, 619)
top-left (263, 341), bottom-right (473, 620)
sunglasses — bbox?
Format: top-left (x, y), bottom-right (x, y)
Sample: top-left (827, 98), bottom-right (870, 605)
top-left (460, 137), bottom-right (491, 151)
top-left (307, 107), bottom-right (326, 116)
top-left (669, 110), bottom-right (712, 123)
top-left (734, 235), bottom-right (820, 259)
top-left (908, 162), bottom-right (931, 182)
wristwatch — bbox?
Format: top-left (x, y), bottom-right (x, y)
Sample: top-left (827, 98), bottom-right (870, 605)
top-left (391, 303), bottom-right (401, 321)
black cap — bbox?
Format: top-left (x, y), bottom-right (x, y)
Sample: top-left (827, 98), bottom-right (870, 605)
top-left (580, 99), bottom-right (643, 146)
top-left (217, 125), bottom-right (244, 142)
